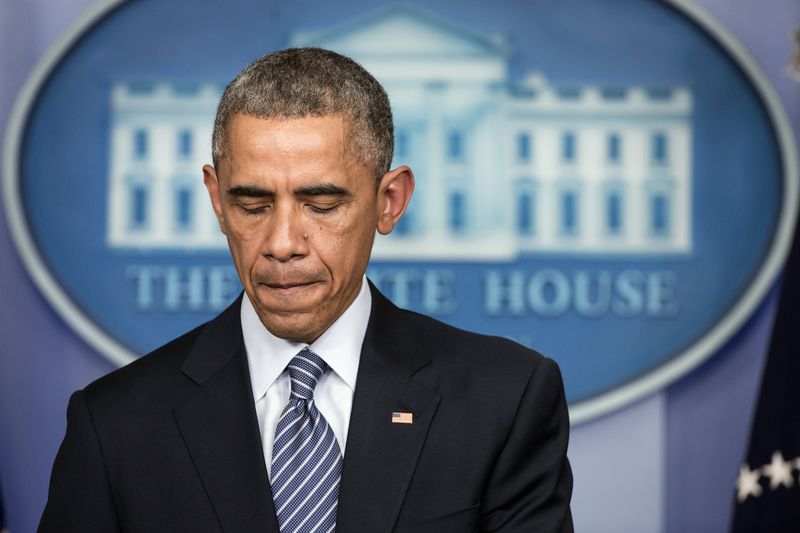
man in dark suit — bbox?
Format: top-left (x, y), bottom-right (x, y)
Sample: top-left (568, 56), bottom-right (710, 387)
top-left (40, 48), bottom-right (572, 532)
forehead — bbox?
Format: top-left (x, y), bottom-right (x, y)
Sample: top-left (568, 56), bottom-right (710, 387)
top-left (227, 113), bottom-right (350, 155)
top-left (221, 113), bottom-right (373, 187)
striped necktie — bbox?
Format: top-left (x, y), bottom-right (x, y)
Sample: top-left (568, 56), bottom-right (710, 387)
top-left (270, 348), bottom-right (343, 533)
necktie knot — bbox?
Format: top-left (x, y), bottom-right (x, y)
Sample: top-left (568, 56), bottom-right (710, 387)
top-left (287, 348), bottom-right (328, 401)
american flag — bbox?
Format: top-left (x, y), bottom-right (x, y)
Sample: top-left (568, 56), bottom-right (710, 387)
top-left (731, 30), bottom-right (800, 531)
top-left (392, 412), bottom-right (413, 424)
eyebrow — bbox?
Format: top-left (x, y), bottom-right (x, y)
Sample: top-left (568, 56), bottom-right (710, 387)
top-left (227, 185), bottom-right (270, 197)
top-left (295, 183), bottom-right (352, 197)
top-left (226, 182), bottom-right (353, 198)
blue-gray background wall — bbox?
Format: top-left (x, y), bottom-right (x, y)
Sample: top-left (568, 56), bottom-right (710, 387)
top-left (0, 1), bottom-right (797, 532)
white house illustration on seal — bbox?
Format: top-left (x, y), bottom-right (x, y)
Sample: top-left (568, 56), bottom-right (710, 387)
top-left (106, 6), bottom-right (693, 260)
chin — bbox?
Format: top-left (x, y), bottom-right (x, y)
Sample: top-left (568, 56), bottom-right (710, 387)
top-left (259, 314), bottom-right (324, 344)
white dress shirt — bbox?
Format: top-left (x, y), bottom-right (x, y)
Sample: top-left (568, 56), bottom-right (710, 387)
top-left (241, 277), bottom-right (371, 479)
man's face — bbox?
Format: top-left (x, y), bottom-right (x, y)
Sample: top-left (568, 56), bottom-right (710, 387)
top-left (203, 114), bottom-right (411, 343)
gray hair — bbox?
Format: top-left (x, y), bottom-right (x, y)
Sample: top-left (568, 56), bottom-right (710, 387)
top-left (212, 47), bottom-right (394, 180)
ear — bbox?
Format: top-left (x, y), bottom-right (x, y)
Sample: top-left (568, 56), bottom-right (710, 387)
top-left (202, 164), bottom-right (227, 235)
top-left (376, 165), bottom-right (415, 235)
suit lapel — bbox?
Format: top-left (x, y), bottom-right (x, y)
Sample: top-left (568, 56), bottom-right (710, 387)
top-left (173, 297), bottom-right (279, 533)
top-left (337, 286), bottom-right (441, 533)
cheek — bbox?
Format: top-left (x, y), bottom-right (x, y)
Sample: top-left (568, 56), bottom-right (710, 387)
top-left (325, 223), bottom-right (375, 275)
top-left (311, 234), bottom-right (355, 274)
top-left (226, 225), bottom-right (265, 269)
top-left (224, 210), bottom-right (268, 246)
top-left (225, 215), bottom-right (258, 240)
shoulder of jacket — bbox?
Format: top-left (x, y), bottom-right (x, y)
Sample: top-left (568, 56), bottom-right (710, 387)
top-left (397, 306), bottom-right (549, 375)
top-left (82, 322), bottom-right (205, 402)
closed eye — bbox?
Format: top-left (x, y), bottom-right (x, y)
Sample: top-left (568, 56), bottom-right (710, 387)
top-left (297, 183), bottom-right (352, 215)
top-left (237, 204), bottom-right (269, 215)
top-left (307, 203), bottom-right (341, 214)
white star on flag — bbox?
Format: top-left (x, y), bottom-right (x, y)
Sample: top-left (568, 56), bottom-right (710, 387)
top-left (736, 464), bottom-right (763, 503)
top-left (763, 450), bottom-right (795, 490)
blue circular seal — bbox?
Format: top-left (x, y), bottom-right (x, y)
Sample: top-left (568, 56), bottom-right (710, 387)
top-left (4, 0), bottom-right (797, 423)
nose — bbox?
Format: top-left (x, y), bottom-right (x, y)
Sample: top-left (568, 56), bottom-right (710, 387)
top-left (262, 203), bottom-right (308, 262)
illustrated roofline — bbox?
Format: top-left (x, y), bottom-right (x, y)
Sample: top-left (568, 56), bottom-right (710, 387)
top-left (290, 4), bottom-right (511, 58)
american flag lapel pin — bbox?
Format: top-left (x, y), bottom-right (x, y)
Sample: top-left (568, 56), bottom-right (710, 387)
top-left (392, 411), bottom-right (413, 424)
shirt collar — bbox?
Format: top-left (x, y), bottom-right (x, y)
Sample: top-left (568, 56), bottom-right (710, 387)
top-left (241, 276), bottom-right (371, 401)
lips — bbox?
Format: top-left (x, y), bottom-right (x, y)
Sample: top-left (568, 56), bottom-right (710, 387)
top-left (257, 276), bottom-right (320, 290)
top-left (260, 279), bottom-right (320, 290)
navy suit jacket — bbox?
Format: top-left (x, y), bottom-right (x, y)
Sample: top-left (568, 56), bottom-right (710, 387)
top-left (40, 284), bottom-right (573, 532)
